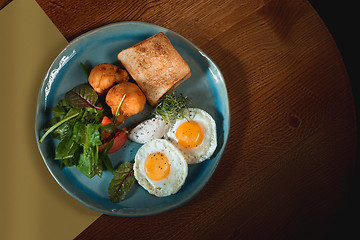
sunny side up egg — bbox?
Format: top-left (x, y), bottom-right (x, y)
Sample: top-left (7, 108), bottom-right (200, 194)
top-left (133, 139), bottom-right (188, 197)
top-left (165, 108), bottom-right (217, 164)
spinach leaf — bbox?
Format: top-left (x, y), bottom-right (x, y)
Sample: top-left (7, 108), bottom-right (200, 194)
top-left (93, 145), bottom-right (103, 178)
top-left (72, 121), bottom-right (103, 178)
top-left (60, 156), bottom-right (78, 168)
top-left (65, 84), bottom-right (102, 110)
top-left (77, 146), bottom-right (97, 178)
top-left (108, 161), bottom-right (135, 203)
top-left (99, 138), bottom-right (114, 173)
top-left (101, 154), bottom-right (114, 174)
top-left (55, 135), bottom-right (80, 160)
top-left (72, 121), bottom-right (100, 147)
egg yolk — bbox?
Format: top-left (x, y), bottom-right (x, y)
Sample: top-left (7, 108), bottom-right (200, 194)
top-left (175, 121), bottom-right (204, 148)
top-left (145, 152), bottom-right (170, 181)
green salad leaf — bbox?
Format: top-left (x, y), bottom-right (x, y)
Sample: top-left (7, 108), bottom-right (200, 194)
top-left (40, 62), bottom-right (138, 202)
top-left (108, 161), bottom-right (136, 203)
top-left (40, 109), bottom-right (80, 143)
top-left (77, 145), bottom-right (101, 178)
top-left (65, 84), bottom-right (102, 109)
top-left (41, 93), bottom-right (108, 178)
top-left (99, 138), bottom-right (115, 174)
top-left (80, 62), bottom-right (91, 78)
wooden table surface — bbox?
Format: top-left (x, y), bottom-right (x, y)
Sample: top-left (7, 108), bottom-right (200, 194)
top-left (33, 0), bottom-right (357, 239)
top-left (0, 0), bottom-right (11, 10)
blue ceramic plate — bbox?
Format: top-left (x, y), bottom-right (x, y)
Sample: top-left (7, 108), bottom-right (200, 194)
top-left (35, 22), bottom-right (230, 217)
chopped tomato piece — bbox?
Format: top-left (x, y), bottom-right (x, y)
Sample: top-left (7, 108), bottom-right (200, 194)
top-left (101, 116), bottom-right (114, 140)
top-left (101, 116), bottom-right (113, 126)
top-left (99, 127), bottom-right (128, 154)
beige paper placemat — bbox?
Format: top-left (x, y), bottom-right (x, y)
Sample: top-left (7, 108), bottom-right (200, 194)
top-left (0, 1), bottom-right (100, 239)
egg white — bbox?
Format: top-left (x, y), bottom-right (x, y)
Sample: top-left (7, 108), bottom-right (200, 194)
top-left (133, 139), bottom-right (188, 197)
top-left (165, 108), bottom-right (217, 164)
top-left (128, 116), bottom-right (172, 144)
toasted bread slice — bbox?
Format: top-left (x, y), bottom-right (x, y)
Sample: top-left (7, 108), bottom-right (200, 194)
top-left (117, 32), bottom-right (191, 106)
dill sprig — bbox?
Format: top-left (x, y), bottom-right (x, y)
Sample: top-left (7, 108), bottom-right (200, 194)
top-left (154, 91), bottom-right (192, 122)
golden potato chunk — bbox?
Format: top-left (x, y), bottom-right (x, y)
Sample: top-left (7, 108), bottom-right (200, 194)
top-left (88, 63), bottom-right (129, 95)
top-left (106, 82), bottom-right (146, 124)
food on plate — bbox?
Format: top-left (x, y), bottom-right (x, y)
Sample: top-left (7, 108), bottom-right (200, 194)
top-left (40, 96), bottom-right (109, 178)
top-left (118, 32), bottom-right (191, 106)
top-left (128, 116), bottom-right (171, 144)
top-left (99, 127), bottom-right (128, 154)
top-left (108, 161), bottom-right (136, 203)
top-left (128, 91), bottom-right (192, 144)
top-left (154, 91), bottom-right (192, 123)
top-left (105, 82), bottom-right (146, 124)
top-left (40, 30), bottom-right (217, 203)
top-left (100, 116), bottom-right (115, 140)
top-left (165, 108), bottom-right (217, 164)
top-left (88, 63), bottom-right (129, 95)
top-left (133, 139), bottom-right (188, 197)
top-left (65, 83), bottom-right (102, 109)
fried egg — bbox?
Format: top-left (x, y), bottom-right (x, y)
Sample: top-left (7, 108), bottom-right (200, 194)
top-left (133, 139), bottom-right (188, 197)
top-left (165, 108), bottom-right (217, 164)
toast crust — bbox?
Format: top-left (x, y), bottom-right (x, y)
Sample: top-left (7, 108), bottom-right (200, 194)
top-left (118, 32), bottom-right (191, 105)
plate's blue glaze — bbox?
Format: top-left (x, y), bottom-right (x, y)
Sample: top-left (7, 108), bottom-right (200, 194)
top-left (35, 22), bottom-right (230, 216)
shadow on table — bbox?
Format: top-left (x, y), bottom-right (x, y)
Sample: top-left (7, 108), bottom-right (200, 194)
top-left (187, 39), bottom-right (250, 203)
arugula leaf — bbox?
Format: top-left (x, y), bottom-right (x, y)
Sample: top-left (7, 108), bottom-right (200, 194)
top-left (65, 84), bottom-right (102, 109)
top-left (108, 161), bottom-right (135, 203)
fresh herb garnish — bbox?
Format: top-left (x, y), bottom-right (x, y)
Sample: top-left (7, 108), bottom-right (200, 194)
top-left (154, 91), bottom-right (192, 122)
top-left (114, 94), bottom-right (126, 120)
top-left (108, 161), bottom-right (136, 203)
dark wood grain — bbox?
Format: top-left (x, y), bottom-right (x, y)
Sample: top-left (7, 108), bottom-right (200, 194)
top-left (35, 0), bottom-right (357, 239)
top-left (0, 0), bottom-right (11, 10)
